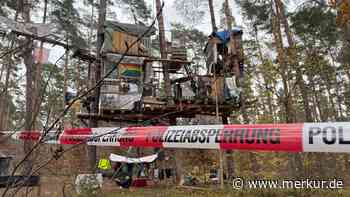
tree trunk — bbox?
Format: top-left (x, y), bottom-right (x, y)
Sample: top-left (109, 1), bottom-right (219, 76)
top-left (275, 0), bottom-right (312, 123)
top-left (88, 0), bottom-right (106, 172)
top-left (240, 79), bottom-right (260, 176)
top-left (208, 0), bottom-right (217, 32)
top-left (170, 117), bottom-right (185, 185)
top-left (0, 63), bottom-right (11, 130)
top-left (0, 62), bottom-right (4, 82)
top-left (272, 0), bottom-right (304, 178)
top-left (63, 50), bottom-right (69, 107)
top-left (223, 0), bottom-right (233, 30)
top-left (254, 27), bottom-right (275, 122)
top-left (271, 2), bottom-right (293, 123)
top-left (174, 151), bottom-right (184, 185)
top-left (75, 63), bottom-right (81, 94)
top-left (23, 0), bottom-right (35, 174)
top-left (156, 0), bottom-right (172, 102)
top-left (33, 0), bottom-right (48, 121)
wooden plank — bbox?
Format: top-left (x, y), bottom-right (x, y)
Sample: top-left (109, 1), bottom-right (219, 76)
top-left (112, 31), bottom-right (141, 56)
top-left (210, 77), bottom-right (224, 103)
top-left (143, 97), bottom-right (166, 105)
top-left (144, 58), bottom-right (192, 64)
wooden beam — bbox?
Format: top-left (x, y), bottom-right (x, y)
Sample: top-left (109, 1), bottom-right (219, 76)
top-left (11, 30), bottom-right (70, 49)
top-left (145, 58), bottom-right (192, 64)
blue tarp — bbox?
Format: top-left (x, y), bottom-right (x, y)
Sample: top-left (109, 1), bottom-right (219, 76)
top-left (213, 27), bottom-right (243, 44)
top-left (215, 31), bottom-right (231, 43)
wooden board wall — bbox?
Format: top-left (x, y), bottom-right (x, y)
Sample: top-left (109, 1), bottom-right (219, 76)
top-left (112, 31), bottom-right (149, 56)
top-left (210, 77), bottom-right (225, 103)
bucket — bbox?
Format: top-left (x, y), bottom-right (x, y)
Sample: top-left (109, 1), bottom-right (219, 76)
top-left (0, 156), bottom-right (12, 176)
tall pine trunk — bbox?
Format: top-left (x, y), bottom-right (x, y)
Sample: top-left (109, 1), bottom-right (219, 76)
top-left (276, 0), bottom-right (312, 123)
top-left (156, 0), bottom-right (172, 101)
top-left (33, 0), bottom-right (48, 122)
top-left (0, 63), bottom-right (11, 130)
top-left (208, 0), bottom-right (217, 32)
top-left (23, 0), bottom-right (35, 174)
top-left (88, 0), bottom-right (107, 172)
top-left (272, 0), bottom-right (303, 178)
top-left (223, 0), bottom-right (233, 30)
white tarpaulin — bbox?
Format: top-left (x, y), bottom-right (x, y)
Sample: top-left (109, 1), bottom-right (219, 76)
top-left (100, 82), bottom-right (141, 110)
top-left (109, 153), bottom-right (158, 163)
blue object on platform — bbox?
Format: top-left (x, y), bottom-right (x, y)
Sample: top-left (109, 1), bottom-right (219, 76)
top-left (213, 27), bottom-right (243, 44)
top-left (215, 31), bottom-right (230, 44)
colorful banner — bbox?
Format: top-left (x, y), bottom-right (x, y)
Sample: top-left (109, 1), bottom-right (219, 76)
top-left (119, 64), bottom-right (142, 78)
top-left (4, 122), bottom-right (350, 153)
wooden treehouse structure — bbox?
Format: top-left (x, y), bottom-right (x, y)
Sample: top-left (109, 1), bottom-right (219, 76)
top-left (0, 14), bottom-right (245, 124)
top-left (0, 11), bottom-right (246, 186)
top-left (73, 21), bottom-right (245, 125)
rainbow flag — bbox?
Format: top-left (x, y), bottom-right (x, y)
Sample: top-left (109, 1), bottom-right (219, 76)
top-left (119, 64), bottom-right (142, 77)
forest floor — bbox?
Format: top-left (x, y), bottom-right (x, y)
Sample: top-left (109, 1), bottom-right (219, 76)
top-left (101, 187), bottom-right (350, 197)
top-left (96, 180), bottom-right (350, 197)
top-left (2, 176), bottom-right (350, 197)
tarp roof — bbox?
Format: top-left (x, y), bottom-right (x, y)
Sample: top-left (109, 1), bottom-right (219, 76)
top-left (0, 16), bottom-right (71, 49)
top-left (0, 16), bottom-right (59, 39)
top-left (105, 21), bottom-right (156, 37)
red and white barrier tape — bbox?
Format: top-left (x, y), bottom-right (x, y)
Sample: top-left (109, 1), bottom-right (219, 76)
top-left (4, 122), bottom-right (350, 152)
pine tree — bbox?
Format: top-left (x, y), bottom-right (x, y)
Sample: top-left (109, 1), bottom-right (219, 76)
top-left (51, 0), bottom-right (87, 48)
top-left (174, 0), bottom-right (207, 27)
top-left (120, 0), bottom-right (151, 23)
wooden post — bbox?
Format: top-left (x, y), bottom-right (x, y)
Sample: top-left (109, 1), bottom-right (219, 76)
top-left (223, 115), bottom-right (235, 182)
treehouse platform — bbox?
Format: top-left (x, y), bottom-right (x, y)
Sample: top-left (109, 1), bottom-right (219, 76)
top-left (76, 101), bottom-right (241, 124)
top-left (71, 22), bottom-right (245, 126)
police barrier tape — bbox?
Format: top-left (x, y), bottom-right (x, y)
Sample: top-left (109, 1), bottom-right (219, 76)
top-left (6, 122), bottom-right (350, 152)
